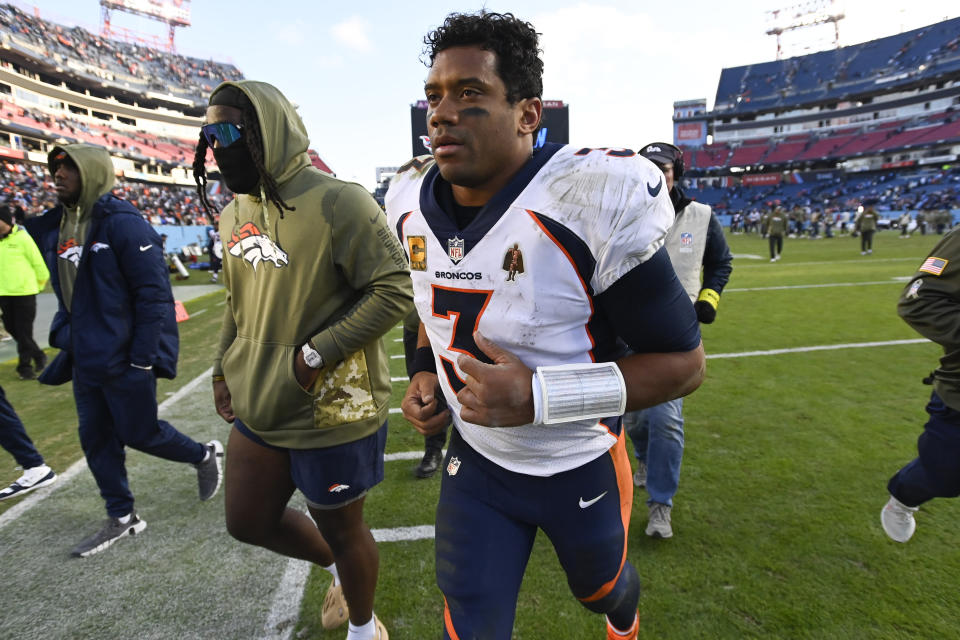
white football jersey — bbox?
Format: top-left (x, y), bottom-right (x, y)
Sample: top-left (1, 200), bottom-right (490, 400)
top-left (386, 143), bottom-right (674, 476)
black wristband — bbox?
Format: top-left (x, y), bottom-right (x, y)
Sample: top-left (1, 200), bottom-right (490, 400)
top-left (410, 346), bottom-right (437, 376)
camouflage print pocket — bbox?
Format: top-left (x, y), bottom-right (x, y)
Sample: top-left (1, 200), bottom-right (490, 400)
top-left (312, 348), bottom-right (378, 428)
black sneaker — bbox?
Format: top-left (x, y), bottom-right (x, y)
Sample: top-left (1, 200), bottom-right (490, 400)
top-left (195, 440), bottom-right (224, 501)
top-left (415, 448), bottom-right (443, 479)
top-left (35, 352), bottom-right (48, 372)
top-left (17, 367), bottom-right (36, 381)
top-left (71, 513), bottom-right (147, 558)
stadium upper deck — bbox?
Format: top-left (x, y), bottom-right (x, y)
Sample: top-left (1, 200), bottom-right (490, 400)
top-left (713, 17), bottom-right (960, 116)
top-left (675, 16), bottom-right (960, 182)
top-left (0, 3), bottom-right (242, 112)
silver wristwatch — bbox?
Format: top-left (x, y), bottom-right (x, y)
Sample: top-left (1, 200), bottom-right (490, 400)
top-left (301, 342), bottom-right (324, 369)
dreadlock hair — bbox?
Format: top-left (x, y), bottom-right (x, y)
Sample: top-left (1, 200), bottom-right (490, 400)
top-left (192, 92), bottom-right (297, 218)
top-left (192, 132), bottom-right (217, 217)
top-left (238, 98), bottom-right (295, 218)
top-left (422, 11), bottom-right (543, 105)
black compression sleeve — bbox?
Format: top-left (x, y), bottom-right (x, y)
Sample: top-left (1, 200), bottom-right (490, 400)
top-left (595, 247), bottom-right (701, 353)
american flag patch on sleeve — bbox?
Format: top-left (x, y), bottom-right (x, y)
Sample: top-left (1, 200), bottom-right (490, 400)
top-left (919, 257), bottom-right (948, 276)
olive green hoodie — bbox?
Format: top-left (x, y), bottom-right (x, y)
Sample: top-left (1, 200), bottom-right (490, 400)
top-left (48, 144), bottom-right (116, 311)
top-left (211, 80), bottom-right (412, 448)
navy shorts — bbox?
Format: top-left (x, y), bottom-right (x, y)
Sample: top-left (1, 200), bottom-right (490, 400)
top-left (436, 426), bottom-right (634, 640)
top-left (235, 419), bottom-right (387, 509)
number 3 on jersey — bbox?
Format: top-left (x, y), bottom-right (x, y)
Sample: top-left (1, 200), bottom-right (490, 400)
top-left (431, 285), bottom-right (494, 392)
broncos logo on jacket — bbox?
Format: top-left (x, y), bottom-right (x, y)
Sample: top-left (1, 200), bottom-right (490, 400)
top-left (57, 237), bottom-right (82, 267)
top-left (227, 222), bottom-right (289, 270)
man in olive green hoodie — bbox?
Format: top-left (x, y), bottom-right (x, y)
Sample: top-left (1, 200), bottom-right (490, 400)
top-left (194, 81), bottom-right (411, 640)
top-left (856, 203), bottom-right (879, 255)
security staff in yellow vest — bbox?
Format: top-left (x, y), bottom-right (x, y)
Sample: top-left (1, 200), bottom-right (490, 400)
top-left (624, 142), bottom-right (733, 539)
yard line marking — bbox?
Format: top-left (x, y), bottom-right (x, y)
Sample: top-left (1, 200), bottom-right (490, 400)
top-left (734, 256), bottom-right (920, 268)
top-left (393, 338), bottom-right (403, 342)
top-left (391, 376), bottom-right (407, 382)
top-left (0, 367), bottom-right (214, 532)
top-left (726, 280), bottom-right (900, 292)
top-left (372, 525), bottom-right (435, 542)
top-left (189, 308), bottom-right (207, 317)
top-left (390, 355), bottom-right (404, 359)
top-left (708, 339), bottom-right (928, 359)
top-left (385, 450), bottom-right (445, 462)
top-left (389, 408), bottom-right (402, 414)
top-left (262, 559), bottom-right (311, 640)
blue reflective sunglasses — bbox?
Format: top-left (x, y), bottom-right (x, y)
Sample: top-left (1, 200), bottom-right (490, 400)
top-left (201, 122), bottom-right (244, 148)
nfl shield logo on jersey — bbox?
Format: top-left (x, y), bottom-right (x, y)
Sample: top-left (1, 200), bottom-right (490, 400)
top-left (448, 236), bottom-right (465, 263)
top-left (679, 232), bottom-right (694, 253)
top-left (446, 456), bottom-right (461, 476)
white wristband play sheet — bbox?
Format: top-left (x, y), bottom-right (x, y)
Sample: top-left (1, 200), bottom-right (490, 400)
top-left (531, 362), bottom-right (627, 424)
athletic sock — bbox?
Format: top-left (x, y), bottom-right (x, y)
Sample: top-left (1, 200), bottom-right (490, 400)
top-left (607, 611), bottom-right (639, 638)
top-left (346, 616), bottom-right (375, 640)
top-left (323, 562), bottom-right (340, 587)
top-left (117, 513), bottom-right (132, 524)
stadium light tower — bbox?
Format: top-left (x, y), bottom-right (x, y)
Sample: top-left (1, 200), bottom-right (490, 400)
top-left (100, 0), bottom-right (191, 53)
top-left (765, 0), bottom-right (845, 59)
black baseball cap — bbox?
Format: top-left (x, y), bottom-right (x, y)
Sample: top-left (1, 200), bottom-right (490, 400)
top-left (639, 142), bottom-right (680, 166)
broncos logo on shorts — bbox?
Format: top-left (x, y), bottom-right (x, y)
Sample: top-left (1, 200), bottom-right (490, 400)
top-left (57, 237), bottom-right (82, 267)
top-left (227, 222), bottom-right (289, 270)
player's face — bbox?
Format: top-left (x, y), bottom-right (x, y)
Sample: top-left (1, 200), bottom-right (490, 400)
top-left (659, 162), bottom-right (675, 192)
top-left (424, 46), bottom-right (541, 206)
top-left (53, 162), bottom-right (82, 206)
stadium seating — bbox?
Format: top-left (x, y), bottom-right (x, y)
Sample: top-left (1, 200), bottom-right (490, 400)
top-left (0, 3), bottom-right (242, 105)
top-left (713, 17), bottom-right (960, 116)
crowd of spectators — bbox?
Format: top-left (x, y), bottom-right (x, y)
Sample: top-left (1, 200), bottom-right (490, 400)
top-left (690, 166), bottom-right (960, 218)
top-left (3, 99), bottom-right (196, 165)
top-left (0, 3), bottom-right (243, 103)
top-left (0, 159), bottom-right (229, 226)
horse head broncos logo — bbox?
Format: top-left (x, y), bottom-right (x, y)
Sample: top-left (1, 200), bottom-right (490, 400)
top-left (227, 222), bottom-right (289, 271)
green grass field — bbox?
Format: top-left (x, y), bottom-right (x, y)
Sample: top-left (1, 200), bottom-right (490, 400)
top-left (2, 229), bottom-right (959, 639)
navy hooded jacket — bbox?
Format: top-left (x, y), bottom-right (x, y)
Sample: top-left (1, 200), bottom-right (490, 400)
top-left (26, 145), bottom-right (178, 384)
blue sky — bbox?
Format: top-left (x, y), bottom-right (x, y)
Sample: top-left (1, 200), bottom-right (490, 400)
top-left (26, 1), bottom-right (960, 189)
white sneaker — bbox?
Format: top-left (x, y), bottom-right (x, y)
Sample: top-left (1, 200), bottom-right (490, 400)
top-left (0, 465), bottom-right (57, 501)
top-left (881, 496), bottom-right (918, 542)
top-left (633, 461), bottom-right (647, 488)
top-left (645, 503), bottom-right (673, 539)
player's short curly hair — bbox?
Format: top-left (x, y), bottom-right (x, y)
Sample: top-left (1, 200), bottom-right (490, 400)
top-left (423, 11), bottom-right (543, 104)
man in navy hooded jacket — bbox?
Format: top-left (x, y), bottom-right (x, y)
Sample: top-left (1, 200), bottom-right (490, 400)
top-left (26, 143), bottom-right (223, 558)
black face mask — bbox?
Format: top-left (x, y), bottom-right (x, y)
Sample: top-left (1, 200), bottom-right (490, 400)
top-left (213, 144), bottom-right (260, 195)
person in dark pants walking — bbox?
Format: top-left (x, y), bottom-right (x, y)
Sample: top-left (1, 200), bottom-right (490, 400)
top-left (402, 309), bottom-right (448, 478)
top-left (0, 205), bottom-right (49, 380)
top-left (882, 228), bottom-right (960, 542)
top-left (26, 144), bottom-right (223, 558)
top-left (857, 204), bottom-right (879, 255)
top-left (765, 207), bottom-right (788, 261)
top-left (0, 384), bottom-right (56, 500)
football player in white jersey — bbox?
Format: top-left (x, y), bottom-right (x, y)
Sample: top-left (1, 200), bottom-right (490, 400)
top-left (387, 12), bottom-right (705, 640)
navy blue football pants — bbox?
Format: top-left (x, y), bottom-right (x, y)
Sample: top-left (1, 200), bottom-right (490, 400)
top-left (437, 427), bottom-right (636, 639)
top-left (0, 384), bottom-right (44, 469)
top-left (73, 367), bottom-right (205, 518)
top-left (888, 391), bottom-right (960, 507)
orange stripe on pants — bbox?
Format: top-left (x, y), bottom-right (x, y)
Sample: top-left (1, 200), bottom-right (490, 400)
top-left (580, 429), bottom-right (634, 603)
